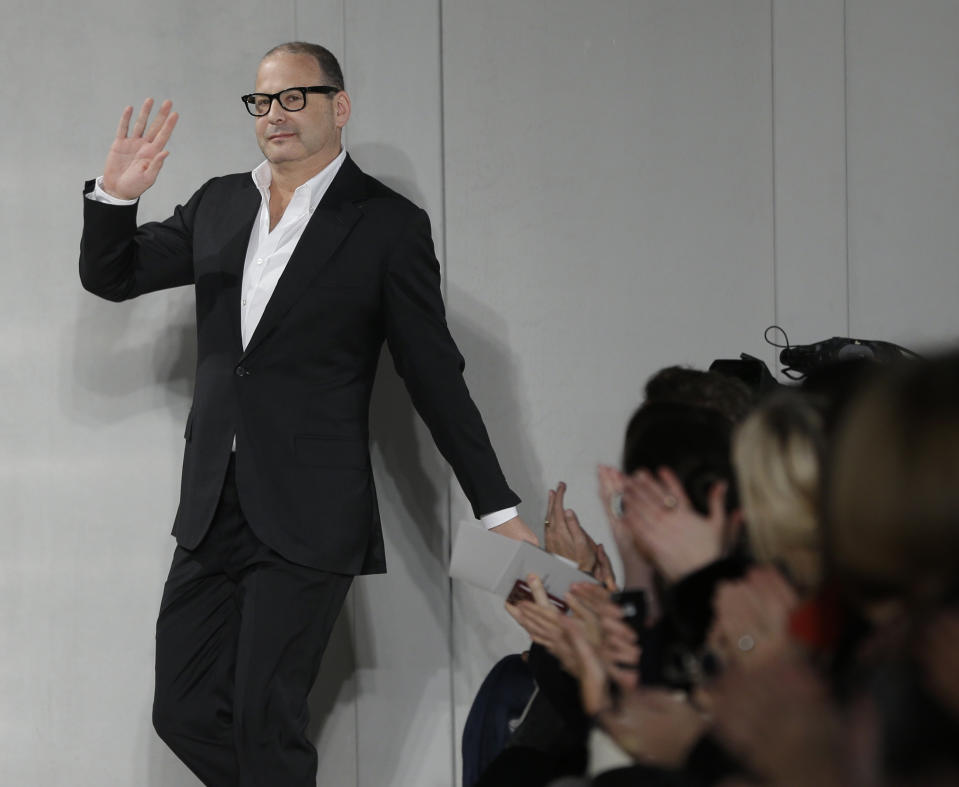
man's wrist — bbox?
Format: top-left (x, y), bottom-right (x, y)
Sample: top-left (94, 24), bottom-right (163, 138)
top-left (87, 176), bottom-right (139, 206)
top-left (480, 507), bottom-right (519, 530)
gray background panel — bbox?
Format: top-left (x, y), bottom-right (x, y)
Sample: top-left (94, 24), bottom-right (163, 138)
top-left (2, 1), bottom-right (957, 784)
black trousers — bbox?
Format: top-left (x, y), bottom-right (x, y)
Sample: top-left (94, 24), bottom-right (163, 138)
top-left (152, 457), bottom-right (353, 786)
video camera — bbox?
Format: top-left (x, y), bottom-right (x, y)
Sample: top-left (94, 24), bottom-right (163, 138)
top-left (709, 326), bottom-right (921, 392)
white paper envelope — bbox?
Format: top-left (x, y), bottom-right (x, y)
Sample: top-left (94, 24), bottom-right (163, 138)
top-left (449, 521), bottom-right (598, 604)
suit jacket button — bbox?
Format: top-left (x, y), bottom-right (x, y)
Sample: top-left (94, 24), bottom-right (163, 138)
top-left (235, 365), bottom-right (248, 377)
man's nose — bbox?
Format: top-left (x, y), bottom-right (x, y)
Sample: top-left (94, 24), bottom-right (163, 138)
top-left (266, 97), bottom-right (287, 121)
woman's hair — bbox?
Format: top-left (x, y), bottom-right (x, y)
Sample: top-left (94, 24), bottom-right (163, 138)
top-left (733, 392), bottom-right (825, 590)
top-left (622, 402), bottom-right (736, 515)
top-left (825, 353), bottom-right (959, 605)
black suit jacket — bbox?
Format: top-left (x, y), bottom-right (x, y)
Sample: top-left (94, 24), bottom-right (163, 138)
top-left (80, 155), bottom-right (519, 574)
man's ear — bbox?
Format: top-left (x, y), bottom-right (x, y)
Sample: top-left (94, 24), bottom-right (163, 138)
top-left (334, 91), bottom-right (351, 129)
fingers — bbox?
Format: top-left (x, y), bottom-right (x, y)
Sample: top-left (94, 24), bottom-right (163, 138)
top-left (706, 480), bottom-right (729, 523)
top-left (566, 593), bottom-right (602, 646)
top-left (120, 98), bottom-right (177, 146)
top-left (624, 472), bottom-right (679, 536)
top-left (544, 484), bottom-right (566, 540)
top-left (598, 464), bottom-right (625, 495)
top-left (597, 464), bottom-right (625, 506)
top-left (656, 467), bottom-right (688, 504)
top-left (527, 574), bottom-right (554, 611)
top-left (144, 99), bottom-right (173, 141)
top-left (564, 507), bottom-right (599, 572)
top-left (521, 609), bottom-right (563, 643)
top-left (598, 465), bottom-right (627, 528)
top-left (565, 506), bottom-right (586, 542)
top-left (711, 572), bottom-right (796, 668)
top-left (551, 482), bottom-right (569, 535)
top-left (569, 581), bottom-right (614, 607)
top-left (144, 149), bottom-right (170, 181)
top-left (601, 613), bottom-right (638, 645)
top-left (505, 601), bottom-right (525, 628)
top-left (633, 468), bottom-right (697, 516)
top-left (152, 108), bottom-right (179, 150)
top-left (131, 97), bottom-right (155, 138)
top-left (567, 623), bottom-right (610, 715)
top-left (115, 104), bottom-right (134, 140)
top-left (595, 543), bottom-right (619, 590)
top-left (508, 599), bottom-right (564, 647)
top-left (546, 483), bottom-right (592, 566)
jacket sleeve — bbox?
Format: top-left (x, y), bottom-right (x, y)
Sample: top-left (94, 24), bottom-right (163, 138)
top-left (381, 206), bottom-right (521, 517)
top-left (79, 179), bottom-right (211, 301)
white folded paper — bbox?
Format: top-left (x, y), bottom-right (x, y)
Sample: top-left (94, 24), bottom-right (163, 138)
top-left (449, 521), bottom-right (598, 605)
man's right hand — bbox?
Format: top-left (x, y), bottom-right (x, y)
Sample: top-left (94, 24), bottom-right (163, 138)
top-left (102, 98), bottom-right (179, 201)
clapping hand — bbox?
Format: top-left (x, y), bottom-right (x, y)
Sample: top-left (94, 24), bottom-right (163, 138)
top-left (710, 648), bottom-right (842, 785)
top-left (543, 482), bottom-right (598, 572)
top-left (707, 565), bottom-right (799, 671)
top-left (567, 582), bottom-right (641, 690)
top-left (102, 98), bottom-right (179, 200)
top-left (543, 482), bottom-right (616, 588)
top-left (566, 621), bottom-right (707, 767)
top-left (598, 464), bottom-right (656, 598)
top-left (505, 574), bottom-right (578, 674)
top-left (622, 468), bottom-right (729, 583)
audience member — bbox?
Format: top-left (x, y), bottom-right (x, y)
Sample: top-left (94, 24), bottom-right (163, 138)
top-left (471, 353), bottom-right (959, 787)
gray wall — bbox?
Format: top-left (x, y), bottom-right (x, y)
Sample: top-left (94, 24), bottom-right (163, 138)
top-left (2, 1), bottom-right (957, 784)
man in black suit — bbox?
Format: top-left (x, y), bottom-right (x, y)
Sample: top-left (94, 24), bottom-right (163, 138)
top-left (80, 42), bottom-right (536, 786)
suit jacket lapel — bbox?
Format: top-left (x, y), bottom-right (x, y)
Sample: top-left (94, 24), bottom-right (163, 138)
top-left (222, 180), bottom-right (261, 353)
top-left (239, 155), bottom-right (367, 361)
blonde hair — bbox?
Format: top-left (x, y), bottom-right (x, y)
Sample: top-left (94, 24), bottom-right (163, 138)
top-left (733, 393), bottom-right (824, 590)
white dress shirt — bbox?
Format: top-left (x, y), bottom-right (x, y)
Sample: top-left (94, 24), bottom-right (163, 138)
top-left (88, 157), bottom-right (518, 529)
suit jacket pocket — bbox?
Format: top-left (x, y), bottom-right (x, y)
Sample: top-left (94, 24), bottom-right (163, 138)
top-left (294, 435), bottom-right (369, 469)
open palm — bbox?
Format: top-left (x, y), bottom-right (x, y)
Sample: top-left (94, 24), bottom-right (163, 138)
top-left (102, 98), bottom-right (178, 200)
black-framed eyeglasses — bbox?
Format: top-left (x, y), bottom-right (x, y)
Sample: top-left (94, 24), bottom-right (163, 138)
top-left (240, 86), bottom-right (340, 116)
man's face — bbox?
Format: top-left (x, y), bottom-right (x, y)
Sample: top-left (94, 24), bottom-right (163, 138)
top-left (253, 52), bottom-right (348, 170)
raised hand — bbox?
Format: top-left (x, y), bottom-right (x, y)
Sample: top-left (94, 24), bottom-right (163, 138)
top-left (598, 464), bottom-right (655, 595)
top-left (710, 650), bottom-right (842, 785)
top-left (567, 582), bottom-right (640, 689)
top-left (505, 574), bottom-right (578, 673)
top-left (102, 98), bottom-right (179, 200)
top-left (566, 624), bottom-right (706, 767)
top-left (592, 543), bottom-right (618, 592)
top-left (622, 468), bottom-right (729, 583)
top-left (543, 482), bottom-right (599, 573)
top-left (707, 565), bottom-right (799, 671)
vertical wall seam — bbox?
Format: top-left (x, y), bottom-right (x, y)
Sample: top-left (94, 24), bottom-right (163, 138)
top-left (770, 0), bottom-right (779, 374)
top-left (342, 0), bottom-right (348, 79)
top-left (842, 0), bottom-right (851, 335)
top-left (344, 4), bottom-right (356, 785)
top-left (436, 1), bottom-right (458, 782)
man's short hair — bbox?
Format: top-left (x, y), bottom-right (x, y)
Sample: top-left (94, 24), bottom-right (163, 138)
top-left (263, 42), bottom-right (345, 91)
top-left (643, 365), bottom-right (755, 424)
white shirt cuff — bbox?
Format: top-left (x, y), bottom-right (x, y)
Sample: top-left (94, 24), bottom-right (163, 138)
top-left (86, 176), bottom-right (139, 205)
top-left (480, 507), bottom-right (519, 530)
